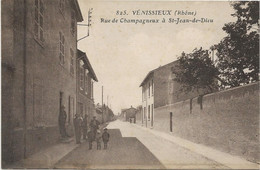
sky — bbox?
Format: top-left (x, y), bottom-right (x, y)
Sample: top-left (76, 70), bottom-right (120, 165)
top-left (77, 0), bottom-right (236, 114)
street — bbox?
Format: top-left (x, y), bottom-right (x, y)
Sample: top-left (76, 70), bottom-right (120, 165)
top-left (54, 120), bottom-right (228, 169)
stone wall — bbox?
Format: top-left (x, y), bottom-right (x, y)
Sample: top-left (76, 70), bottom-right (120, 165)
top-left (153, 82), bottom-right (259, 163)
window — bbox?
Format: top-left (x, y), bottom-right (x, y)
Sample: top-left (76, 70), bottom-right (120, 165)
top-left (142, 87), bottom-right (145, 101)
top-left (148, 105), bottom-right (150, 120)
top-left (148, 82), bottom-right (150, 97)
top-left (70, 49), bottom-right (74, 75)
top-left (152, 79), bottom-right (154, 96)
top-left (144, 86), bottom-right (147, 101)
top-left (79, 60), bottom-right (84, 90)
top-left (59, 32), bottom-right (65, 64)
top-left (59, 0), bottom-right (65, 15)
top-left (68, 96), bottom-right (74, 124)
top-left (71, 10), bottom-right (76, 36)
top-left (151, 104), bottom-right (154, 126)
top-left (33, 79), bottom-right (44, 127)
top-left (91, 80), bottom-right (94, 99)
top-left (85, 69), bottom-right (89, 94)
top-left (34, 0), bottom-right (44, 43)
top-left (143, 107), bottom-right (146, 120)
top-left (78, 102), bottom-right (83, 115)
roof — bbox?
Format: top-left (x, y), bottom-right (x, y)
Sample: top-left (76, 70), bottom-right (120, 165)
top-left (77, 50), bottom-right (98, 82)
top-left (139, 70), bottom-right (155, 87)
top-left (139, 60), bottom-right (179, 87)
top-left (71, 0), bottom-right (83, 22)
top-left (123, 107), bottom-right (137, 118)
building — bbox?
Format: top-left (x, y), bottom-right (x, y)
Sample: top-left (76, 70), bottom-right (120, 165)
top-left (76, 50), bottom-right (98, 121)
top-left (2, 0), bottom-right (83, 165)
top-left (120, 106), bottom-right (138, 123)
top-left (140, 60), bottom-right (210, 128)
top-left (135, 105), bottom-right (142, 124)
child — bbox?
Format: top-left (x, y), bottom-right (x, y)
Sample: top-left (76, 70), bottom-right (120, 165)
top-left (96, 130), bottom-right (102, 150)
top-left (102, 128), bottom-right (110, 149)
top-left (87, 130), bottom-right (94, 150)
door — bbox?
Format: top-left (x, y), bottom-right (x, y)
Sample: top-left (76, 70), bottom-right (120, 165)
top-left (170, 112), bottom-right (173, 132)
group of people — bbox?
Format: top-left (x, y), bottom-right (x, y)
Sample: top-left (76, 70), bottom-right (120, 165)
top-left (58, 105), bottom-right (110, 150)
top-left (73, 113), bottom-right (110, 150)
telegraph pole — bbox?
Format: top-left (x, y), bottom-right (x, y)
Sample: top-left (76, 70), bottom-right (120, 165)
top-left (77, 8), bottom-right (93, 42)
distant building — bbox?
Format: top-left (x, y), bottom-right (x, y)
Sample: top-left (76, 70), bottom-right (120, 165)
top-left (121, 106), bottom-right (138, 123)
top-left (76, 50), bottom-right (98, 122)
top-left (140, 60), bottom-right (209, 128)
top-left (2, 0), bottom-right (83, 164)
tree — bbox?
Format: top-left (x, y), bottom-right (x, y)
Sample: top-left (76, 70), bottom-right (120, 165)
top-left (172, 48), bottom-right (219, 94)
top-left (214, 1), bottom-right (259, 88)
top-left (172, 1), bottom-right (259, 93)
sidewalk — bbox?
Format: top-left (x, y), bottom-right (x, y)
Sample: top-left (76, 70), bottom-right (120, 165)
top-left (132, 123), bottom-right (259, 169)
top-left (9, 137), bottom-right (79, 169)
top-left (8, 123), bottom-right (110, 169)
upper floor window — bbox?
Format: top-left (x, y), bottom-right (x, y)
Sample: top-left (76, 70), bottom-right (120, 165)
top-left (70, 49), bottom-right (74, 75)
top-left (79, 60), bottom-right (84, 90)
top-left (152, 79), bottom-right (154, 96)
top-left (91, 80), bottom-right (94, 99)
top-left (148, 82), bottom-right (151, 97)
top-left (71, 10), bottom-right (76, 36)
top-left (59, 32), bottom-right (65, 65)
top-left (85, 69), bottom-right (89, 94)
top-left (59, 0), bottom-right (65, 15)
top-left (34, 0), bottom-right (44, 43)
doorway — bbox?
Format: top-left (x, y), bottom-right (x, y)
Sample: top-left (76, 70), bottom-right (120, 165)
top-left (170, 112), bottom-right (173, 132)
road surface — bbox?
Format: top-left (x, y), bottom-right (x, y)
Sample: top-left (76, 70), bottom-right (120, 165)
top-left (54, 120), bottom-right (227, 169)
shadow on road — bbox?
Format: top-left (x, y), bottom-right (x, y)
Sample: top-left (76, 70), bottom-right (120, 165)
top-left (54, 129), bottom-right (165, 169)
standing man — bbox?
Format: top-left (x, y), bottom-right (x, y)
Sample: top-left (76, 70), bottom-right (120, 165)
top-left (82, 114), bottom-right (88, 140)
top-left (73, 114), bottom-right (83, 144)
top-left (90, 116), bottom-right (100, 140)
top-left (59, 105), bottom-right (67, 138)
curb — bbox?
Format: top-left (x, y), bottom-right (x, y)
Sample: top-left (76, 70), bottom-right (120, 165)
top-left (132, 123), bottom-right (259, 169)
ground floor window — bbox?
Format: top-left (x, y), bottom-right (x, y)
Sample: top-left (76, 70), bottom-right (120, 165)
top-left (78, 102), bottom-right (83, 116)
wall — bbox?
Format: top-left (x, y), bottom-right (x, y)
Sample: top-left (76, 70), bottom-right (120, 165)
top-left (153, 82), bottom-right (259, 163)
top-left (1, 0), bottom-right (81, 165)
top-left (154, 60), bottom-right (210, 108)
top-left (142, 76), bottom-right (154, 128)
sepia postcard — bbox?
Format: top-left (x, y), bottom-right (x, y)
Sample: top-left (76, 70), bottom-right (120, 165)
top-left (1, 0), bottom-right (259, 169)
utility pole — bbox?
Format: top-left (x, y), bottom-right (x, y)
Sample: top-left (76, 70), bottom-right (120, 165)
top-left (102, 86), bottom-right (103, 123)
top-left (77, 8), bottom-right (93, 42)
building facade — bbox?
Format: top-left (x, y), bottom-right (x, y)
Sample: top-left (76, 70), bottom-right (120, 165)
top-left (2, 0), bottom-right (83, 164)
top-left (76, 50), bottom-right (98, 122)
top-left (121, 106), bottom-right (137, 123)
top-left (140, 61), bottom-right (210, 128)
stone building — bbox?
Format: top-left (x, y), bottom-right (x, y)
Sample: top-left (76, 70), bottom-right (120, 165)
top-left (120, 106), bottom-right (138, 123)
top-left (76, 50), bottom-right (98, 121)
top-left (140, 60), bottom-right (209, 128)
top-left (2, 0), bottom-right (83, 164)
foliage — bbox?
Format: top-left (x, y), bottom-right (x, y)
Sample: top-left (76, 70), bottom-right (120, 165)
top-left (172, 48), bottom-right (219, 93)
top-left (172, 1), bottom-right (259, 92)
top-left (214, 1), bottom-right (259, 88)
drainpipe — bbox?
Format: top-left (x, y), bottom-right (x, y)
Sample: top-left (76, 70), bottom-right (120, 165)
top-left (23, 0), bottom-right (28, 159)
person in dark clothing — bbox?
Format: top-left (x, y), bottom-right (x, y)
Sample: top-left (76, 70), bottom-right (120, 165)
top-left (59, 105), bottom-right (68, 138)
top-left (87, 130), bottom-right (94, 149)
top-left (82, 114), bottom-right (88, 140)
top-left (73, 114), bottom-right (82, 144)
top-left (102, 128), bottom-right (110, 149)
top-left (90, 116), bottom-right (100, 140)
